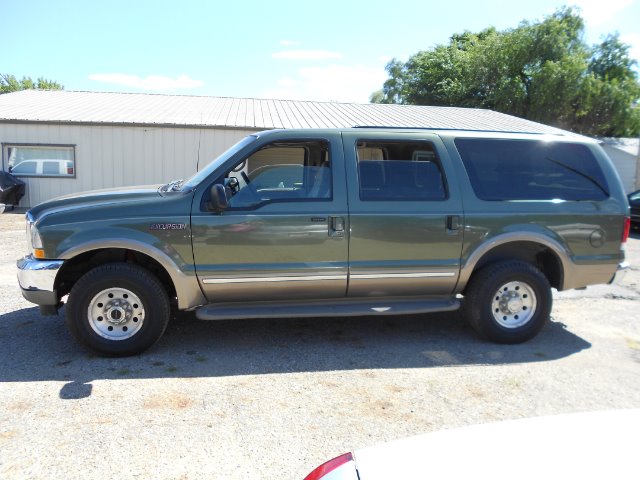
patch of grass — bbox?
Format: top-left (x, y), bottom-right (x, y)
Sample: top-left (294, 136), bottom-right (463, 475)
top-left (533, 352), bottom-right (548, 358)
top-left (165, 366), bottom-right (178, 373)
top-left (196, 356), bottom-right (207, 362)
top-left (116, 368), bottom-right (131, 376)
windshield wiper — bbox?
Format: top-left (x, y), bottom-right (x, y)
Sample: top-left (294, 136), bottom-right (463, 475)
top-left (544, 157), bottom-right (609, 198)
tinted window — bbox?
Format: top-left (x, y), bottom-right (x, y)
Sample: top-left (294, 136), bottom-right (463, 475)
top-left (10, 161), bottom-right (37, 174)
top-left (249, 164), bottom-right (304, 189)
top-left (455, 139), bottom-right (609, 201)
top-left (356, 141), bottom-right (447, 201)
top-left (216, 141), bottom-right (331, 210)
top-left (43, 161), bottom-right (60, 175)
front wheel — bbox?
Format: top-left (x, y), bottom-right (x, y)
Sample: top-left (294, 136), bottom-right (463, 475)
top-left (462, 260), bottom-right (552, 344)
top-left (65, 263), bottom-right (170, 356)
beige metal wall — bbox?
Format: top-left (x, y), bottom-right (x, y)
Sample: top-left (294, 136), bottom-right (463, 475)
top-left (0, 123), bottom-right (257, 207)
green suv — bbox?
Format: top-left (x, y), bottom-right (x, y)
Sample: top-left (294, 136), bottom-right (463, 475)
top-left (17, 128), bottom-right (631, 356)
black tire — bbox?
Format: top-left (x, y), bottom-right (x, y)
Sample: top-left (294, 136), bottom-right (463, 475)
top-left (65, 263), bottom-right (170, 356)
top-left (462, 260), bottom-right (551, 344)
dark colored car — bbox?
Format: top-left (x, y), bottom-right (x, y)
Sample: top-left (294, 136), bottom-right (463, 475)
top-left (628, 190), bottom-right (640, 227)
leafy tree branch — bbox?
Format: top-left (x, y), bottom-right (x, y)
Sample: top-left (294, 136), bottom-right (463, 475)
top-left (372, 7), bottom-right (640, 137)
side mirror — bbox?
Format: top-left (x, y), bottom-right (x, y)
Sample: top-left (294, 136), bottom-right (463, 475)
top-left (208, 184), bottom-right (229, 212)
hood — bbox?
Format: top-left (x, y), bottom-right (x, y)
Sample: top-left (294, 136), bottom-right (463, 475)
top-left (28, 184), bottom-right (163, 219)
top-left (352, 409), bottom-right (639, 479)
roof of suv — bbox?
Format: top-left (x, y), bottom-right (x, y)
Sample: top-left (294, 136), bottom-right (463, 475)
top-left (254, 127), bottom-right (589, 142)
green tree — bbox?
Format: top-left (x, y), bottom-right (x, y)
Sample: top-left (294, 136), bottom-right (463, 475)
top-left (589, 34), bottom-right (637, 81)
top-left (369, 89), bottom-right (385, 104)
top-left (1, 74), bottom-right (63, 94)
top-left (374, 8), bottom-right (640, 137)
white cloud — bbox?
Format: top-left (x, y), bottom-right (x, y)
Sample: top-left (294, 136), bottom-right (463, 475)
top-left (280, 40), bottom-right (301, 46)
top-left (378, 55), bottom-right (393, 64)
top-left (272, 50), bottom-right (343, 60)
top-left (620, 33), bottom-right (640, 62)
top-left (262, 64), bottom-right (388, 103)
top-left (276, 77), bottom-right (299, 87)
top-left (88, 73), bottom-right (203, 91)
top-left (570, 0), bottom-right (633, 26)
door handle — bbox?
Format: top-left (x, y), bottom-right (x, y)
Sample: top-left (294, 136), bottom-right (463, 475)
top-left (329, 216), bottom-right (345, 237)
top-left (446, 215), bottom-right (460, 234)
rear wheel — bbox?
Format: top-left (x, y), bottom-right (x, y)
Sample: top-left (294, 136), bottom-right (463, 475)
top-left (462, 260), bottom-right (551, 344)
top-left (65, 263), bottom-right (170, 356)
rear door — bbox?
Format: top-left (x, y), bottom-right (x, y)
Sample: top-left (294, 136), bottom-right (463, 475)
top-left (342, 131), bottom-right (464, 297)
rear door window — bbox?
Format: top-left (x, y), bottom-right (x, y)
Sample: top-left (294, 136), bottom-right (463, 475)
top-left (356, 140), bottom-right (447, 201)
top-left (454, 139), bottom-right (609, 201)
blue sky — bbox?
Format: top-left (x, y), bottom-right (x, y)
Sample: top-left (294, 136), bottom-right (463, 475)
top-left (3, 0), bottom-right (639, 103)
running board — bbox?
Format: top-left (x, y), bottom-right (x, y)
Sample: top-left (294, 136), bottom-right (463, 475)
top-left (195, 297), bottom-right (460, 321)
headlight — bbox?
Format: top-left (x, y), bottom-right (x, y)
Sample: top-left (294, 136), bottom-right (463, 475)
top-left (26, 214), bottom-right (44, 256)
top-left (30, 223), bottom-right (43, 249)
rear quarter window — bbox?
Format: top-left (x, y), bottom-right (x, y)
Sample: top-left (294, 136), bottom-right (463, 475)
top-left (454, 138), bottom-right (609, 201)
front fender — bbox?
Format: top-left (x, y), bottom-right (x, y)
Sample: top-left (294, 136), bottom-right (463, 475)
top-left (56, 227), bottom-right (205, 310)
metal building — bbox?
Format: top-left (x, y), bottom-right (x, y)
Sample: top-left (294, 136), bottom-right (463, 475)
top-left (0, 90), bottom-right (577, 207)
top-left (600, 138), bottom-right (640, 193)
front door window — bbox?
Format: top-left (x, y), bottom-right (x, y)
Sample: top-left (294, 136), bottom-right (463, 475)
top-left (218, 141), bottom-right (332, 210)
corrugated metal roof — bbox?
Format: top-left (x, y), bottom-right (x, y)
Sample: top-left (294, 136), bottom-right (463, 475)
top-left (0, 89), bottom-right (572, 135)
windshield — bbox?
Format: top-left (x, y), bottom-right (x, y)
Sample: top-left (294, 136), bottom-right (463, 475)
top-left (181, 135), bottom-right (257, 190)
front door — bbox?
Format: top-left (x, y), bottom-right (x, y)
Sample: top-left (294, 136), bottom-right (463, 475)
top-left (342, 132), bottom-right (464, 297)
top-left (191, 133), bottom-right (348, 302)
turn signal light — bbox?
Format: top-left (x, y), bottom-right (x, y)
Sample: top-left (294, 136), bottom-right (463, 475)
top-left (34, 249), bottom-right (46, 259)
top-left (304, 453), bottom-right (356, 480)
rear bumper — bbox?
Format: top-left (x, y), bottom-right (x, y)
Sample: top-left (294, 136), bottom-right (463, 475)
top-left (608, 261), bottom-right (630, 285)
top-left (16, 255), bottom-right (64, 306)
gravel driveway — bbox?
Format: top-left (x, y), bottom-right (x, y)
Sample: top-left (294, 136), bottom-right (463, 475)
top-left (1, 211), bottom-right (639, 479)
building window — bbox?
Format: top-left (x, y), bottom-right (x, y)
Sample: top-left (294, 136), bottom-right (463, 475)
top-left (3, 144), bottom-right (76, 178)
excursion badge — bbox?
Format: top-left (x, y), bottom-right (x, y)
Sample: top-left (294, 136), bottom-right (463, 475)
top-left (149, 223), bottom-right (187, 230)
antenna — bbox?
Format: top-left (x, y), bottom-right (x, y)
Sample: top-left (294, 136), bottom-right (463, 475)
top-left (196, 114), bottom-right (203, 171)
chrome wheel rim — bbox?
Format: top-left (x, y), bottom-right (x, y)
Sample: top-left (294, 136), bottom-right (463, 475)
top-left (491, 281), bottom-right (536, 328)
top-left (87, 288), bottom-right (145, 340)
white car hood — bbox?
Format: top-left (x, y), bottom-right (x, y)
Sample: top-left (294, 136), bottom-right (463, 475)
top-left (353, 409), bottom-right (640, 480)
